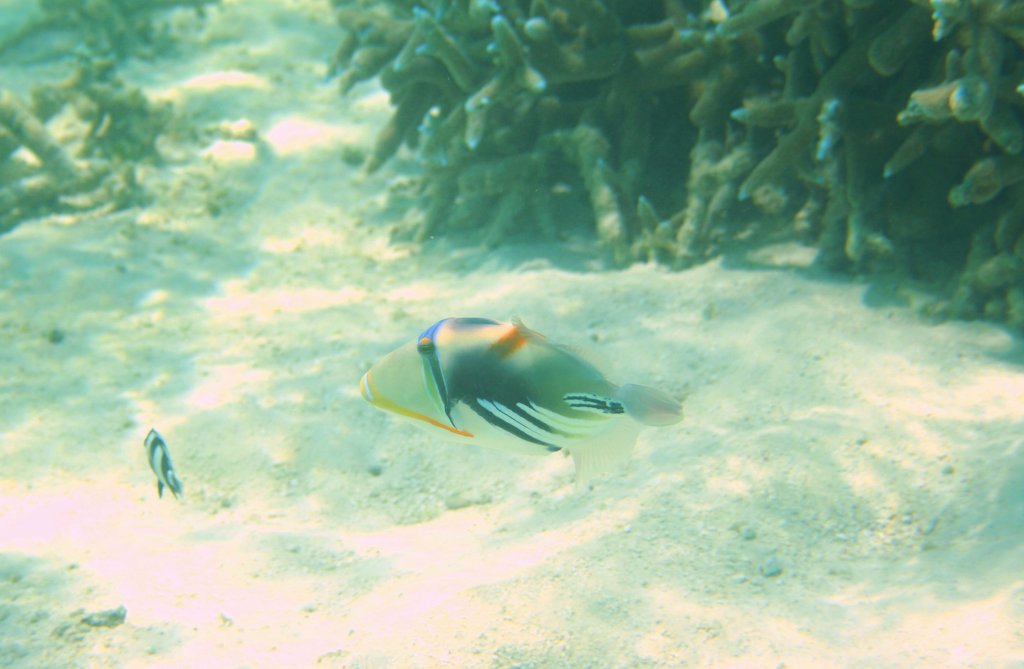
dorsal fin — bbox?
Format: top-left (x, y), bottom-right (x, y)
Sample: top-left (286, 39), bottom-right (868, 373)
top-left (488, 317), bottom-right (542, 358)
top-left (511, 317), bottom-right (547, 340)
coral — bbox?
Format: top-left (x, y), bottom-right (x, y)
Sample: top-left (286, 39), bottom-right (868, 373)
top-left (0, 0), bottom-right (219, 59)
top-left (332, 0), bottom-right (1024, 331)
top-left (330, 0), bottom-right (743, 261)
top-left (701, 0), bottom-right (1024, 317)
top-left (0, 58), bottom-right (171, 234)
top-left (0, 90), bottom-right (82, 183)
top-left (0, 0), bottom-right (212, 236)
top-left (32, 57), bottom-right (173, 163)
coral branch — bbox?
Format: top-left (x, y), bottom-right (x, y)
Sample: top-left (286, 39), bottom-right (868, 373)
top-left (331, 0), bottom-right (1024, 330)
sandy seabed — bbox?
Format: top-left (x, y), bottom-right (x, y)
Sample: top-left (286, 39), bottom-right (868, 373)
top-left (1, 1), bottom-right (1023, 667)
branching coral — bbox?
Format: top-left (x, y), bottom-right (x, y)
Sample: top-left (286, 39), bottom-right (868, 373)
top-left (0, 0), bottom-right (218, 59)
top-left (33, 58), bottom-right (173, 163)
top-left (692, 0), bottom-right (1024, 320)
top-left (1, 58), bottom-right (171, 234)
top-left (332, 0), bottom-right (1024, 331)
top-left (331, 0), bottom-right (761, 264)
top-left (1, 90), bottom-right (95, 234)
top-left (0, 0), bottom-right (208, 236)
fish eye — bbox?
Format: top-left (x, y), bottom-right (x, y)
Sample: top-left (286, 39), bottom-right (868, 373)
top-left (417, 336), bottom-right (435, 353)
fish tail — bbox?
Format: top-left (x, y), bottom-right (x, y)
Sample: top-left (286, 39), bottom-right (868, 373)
top-left (616, 384), bottom-right (683, 426)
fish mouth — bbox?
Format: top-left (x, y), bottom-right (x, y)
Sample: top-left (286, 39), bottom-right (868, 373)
top-left (360, 369), bottom-right (474, 438)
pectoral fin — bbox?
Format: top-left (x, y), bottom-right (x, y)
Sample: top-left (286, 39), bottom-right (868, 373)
top-left (569, 419), bottom-right (641, 486)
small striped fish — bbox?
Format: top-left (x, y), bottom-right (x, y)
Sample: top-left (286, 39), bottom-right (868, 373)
top-left (145, 428), bottom-right (183, 499)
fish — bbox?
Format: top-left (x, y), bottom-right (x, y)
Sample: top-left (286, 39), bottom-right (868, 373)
top-left (359, 317), bottom-right (683, 483)
top-left (144, 428), bottom-right (184, 499)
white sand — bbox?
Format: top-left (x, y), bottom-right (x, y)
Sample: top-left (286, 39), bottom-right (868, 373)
top-left (1, 1), bottom-right (1023, 667)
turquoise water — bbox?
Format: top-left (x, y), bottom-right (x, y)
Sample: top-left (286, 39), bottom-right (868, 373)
top-left (1, 2), bottom-right (1023, 667)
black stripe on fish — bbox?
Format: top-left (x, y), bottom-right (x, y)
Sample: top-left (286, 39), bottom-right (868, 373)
top-left (417, 319), bottom-right (457, 427)
top-left (563, 393), bottom-right (625, 415)
top-left (469, 399), bottom-right (562, 452)
top-left (145, 429), bottom-right (184, 499)
top-left (505, 398), bottom-right (578, 439)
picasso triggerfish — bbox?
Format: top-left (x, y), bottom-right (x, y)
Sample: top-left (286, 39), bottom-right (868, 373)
top-left (360, 318), bottom-right (683, 483)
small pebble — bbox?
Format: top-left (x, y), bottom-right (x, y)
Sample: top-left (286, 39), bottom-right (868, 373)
top-left (761, 555), bottom-right (783, 578)
top-left (340, 145), bottom-right (365, 166)
top-left (740, 527), bottom-right (757, 541)
top-left (81, 605), bottom-right (126, 628)
top-left (444, 492), bottom-right (492, 510)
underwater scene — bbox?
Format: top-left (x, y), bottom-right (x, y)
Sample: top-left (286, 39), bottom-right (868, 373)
top-left (1, 0), bottom-right (1023, 666)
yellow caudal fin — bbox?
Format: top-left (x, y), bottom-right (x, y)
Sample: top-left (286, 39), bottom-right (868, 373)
top-left (570, 419), bottom-right (641, 486)
top-left (617, 383), bottom-right (684, 426)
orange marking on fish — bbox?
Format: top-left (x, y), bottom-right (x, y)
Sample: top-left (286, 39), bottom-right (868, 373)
top-left (490, 325), bottom-right (529, 358)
